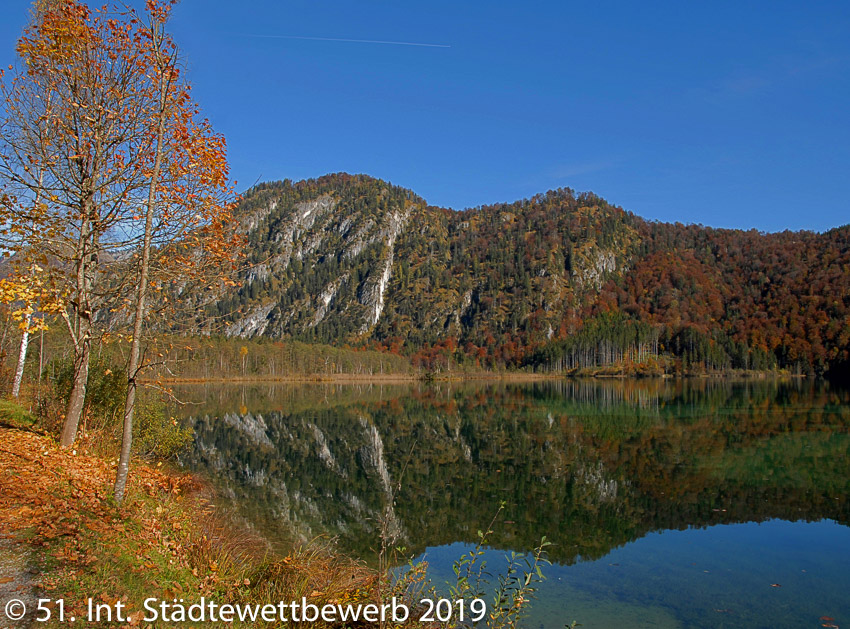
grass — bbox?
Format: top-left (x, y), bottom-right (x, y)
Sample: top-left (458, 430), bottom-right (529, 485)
top-left (0, 398), bottom-right (37, 429)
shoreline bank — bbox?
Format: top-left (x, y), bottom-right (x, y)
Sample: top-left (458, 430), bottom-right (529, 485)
top-left (146, 370), bottom-right (802, 385)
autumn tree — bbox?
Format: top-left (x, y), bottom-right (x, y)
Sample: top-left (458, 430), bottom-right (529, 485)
top-left (113, 0), bottom-right (239, 503)
top-left (1, 0), bottom-right (239, 466)
top-left (0, 263), bottom-right (63, 397)
top-left (0, 0), bottom-right (161, 446)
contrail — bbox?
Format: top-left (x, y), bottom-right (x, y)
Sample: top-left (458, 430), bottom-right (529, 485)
top-left (241, 34), bottom-right (450, 48)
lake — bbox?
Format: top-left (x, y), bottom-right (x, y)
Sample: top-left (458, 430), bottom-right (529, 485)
top-left (176, 379), bottom-right (850, 628)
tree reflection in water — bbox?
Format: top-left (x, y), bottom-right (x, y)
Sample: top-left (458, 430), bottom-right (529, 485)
top-left (176, 379), bottom-right (850, 567)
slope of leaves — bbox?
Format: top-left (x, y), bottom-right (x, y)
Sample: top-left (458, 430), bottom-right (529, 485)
top-left (0, 428), bottom-right (212, 626)
top-left (0, 427), bottom-right (382, 628)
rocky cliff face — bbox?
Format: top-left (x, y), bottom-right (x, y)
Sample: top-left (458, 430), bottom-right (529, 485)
top-left (221, 176), bottom-right (426, 341)
top-left (213, 174), bottom-right (635, 351)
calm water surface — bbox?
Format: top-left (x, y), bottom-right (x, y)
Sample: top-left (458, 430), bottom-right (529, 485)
top-left (176, 379), bottom-right (850, 628)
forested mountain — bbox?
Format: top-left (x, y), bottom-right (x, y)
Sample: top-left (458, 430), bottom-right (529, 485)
top-left (197, 173), bottom-right (850, 376)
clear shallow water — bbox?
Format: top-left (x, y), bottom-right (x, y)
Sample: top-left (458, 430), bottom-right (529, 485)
top-left (421, 519), bottom-right (850, 628)
top-left (176, 379), bottom-right (850, 628)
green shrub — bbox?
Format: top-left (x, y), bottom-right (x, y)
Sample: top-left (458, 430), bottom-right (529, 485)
top-left (52, 355), bottom-right (125, 427)
top-left (133, 398), bottom-right (192, 459)
top-left (51, 356), bottom-right (190, 459)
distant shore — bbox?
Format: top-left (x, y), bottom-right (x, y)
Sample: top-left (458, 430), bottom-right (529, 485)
top-left (144, 371), bottom-right (563, 384)
top-left (145, 369), bottom-right (800, 385)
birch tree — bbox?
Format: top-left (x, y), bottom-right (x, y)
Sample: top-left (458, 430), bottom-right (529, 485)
top-left (0, 264), bottom-right (63, 397)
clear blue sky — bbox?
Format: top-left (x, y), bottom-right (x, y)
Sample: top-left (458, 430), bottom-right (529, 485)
top-left (2, 1), bottom-right (849, 232)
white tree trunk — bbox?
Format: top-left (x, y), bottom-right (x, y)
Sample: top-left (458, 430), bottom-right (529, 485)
top-left (11, 313), bottom-right (31, 398)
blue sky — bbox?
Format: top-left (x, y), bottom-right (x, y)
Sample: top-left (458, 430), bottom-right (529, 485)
top-left (2, 1), bottom-right (849, 232)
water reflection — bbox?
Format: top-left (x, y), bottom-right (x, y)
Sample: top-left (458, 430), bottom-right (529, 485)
top-left (177, 379), bottom-right (850, 566)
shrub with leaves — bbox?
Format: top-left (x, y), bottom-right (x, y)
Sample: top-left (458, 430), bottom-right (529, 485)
top-left (446, 504), bottom-right (552, 628)
top-left (52, 355), bottom-right (125, 429)
top-left (390, 502), bottom-right (564, 629)
top-left (132, 398), bottom-right (192, 459)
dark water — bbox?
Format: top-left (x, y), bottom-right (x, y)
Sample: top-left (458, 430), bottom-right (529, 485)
top-left (177, 379), bottom-right (850, 628)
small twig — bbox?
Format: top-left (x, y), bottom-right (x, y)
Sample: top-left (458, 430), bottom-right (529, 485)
top-left (394, 439), bottom-right (418, 494)
top-left (139, 381), bottom-right (187, 405)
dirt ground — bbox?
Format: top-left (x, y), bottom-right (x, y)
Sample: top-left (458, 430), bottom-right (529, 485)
top-left (0, 534), bottom-right (37, 628)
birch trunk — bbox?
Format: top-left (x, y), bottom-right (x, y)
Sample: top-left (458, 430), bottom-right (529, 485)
top-left (11, 313), bottom-right (31, 398)
top-left (12, 173), bottom-right (46, 400)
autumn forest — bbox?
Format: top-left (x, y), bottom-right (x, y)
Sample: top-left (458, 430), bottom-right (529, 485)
top-left (189, 174), bottom-right (850, 380)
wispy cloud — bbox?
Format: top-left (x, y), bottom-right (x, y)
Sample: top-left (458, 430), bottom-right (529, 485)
top-left (240, 34), bottom-right (450, 49)
top-left (691, 52), bottom-right (846, 101)
top-left (516, 159), bottom-right (621, 192)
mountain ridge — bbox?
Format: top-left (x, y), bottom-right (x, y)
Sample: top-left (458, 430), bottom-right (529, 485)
top-left (192, 173), bottom-right (849, 376)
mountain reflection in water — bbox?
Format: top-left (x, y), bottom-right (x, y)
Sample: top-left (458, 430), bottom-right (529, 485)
top-left (176, 379), bottom-right (850, 566)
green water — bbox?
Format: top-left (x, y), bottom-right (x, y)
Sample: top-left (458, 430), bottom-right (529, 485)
top-left (178, 379), bottom-right (850, 628)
